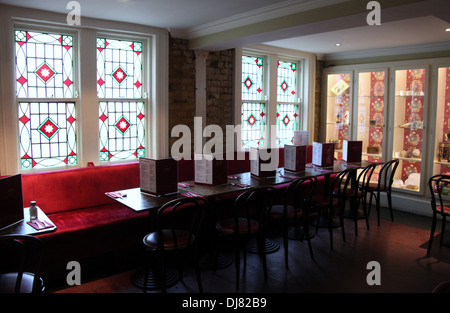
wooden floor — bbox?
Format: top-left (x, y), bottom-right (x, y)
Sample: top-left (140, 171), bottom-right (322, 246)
top-left (51, 205), bottom-right (450, 297)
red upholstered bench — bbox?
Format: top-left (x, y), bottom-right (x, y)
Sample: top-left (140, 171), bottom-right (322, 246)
top-left (21, 162), bottom-right (147, 285)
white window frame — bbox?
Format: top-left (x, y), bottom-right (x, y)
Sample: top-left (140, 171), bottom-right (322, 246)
top-left (0, 5), bottom-right (169, 175)
top-left (234, 45), bottom-right (316, 151)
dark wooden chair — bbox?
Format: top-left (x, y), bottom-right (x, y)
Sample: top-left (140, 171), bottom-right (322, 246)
top-left (367, 159), bottom-right (399, 225)
top-left (0, 234), bottom-right (45, 293)
top-left (270, 176), bottom-right (317, 263)
top-left (350, 162), bottom-right (378, 235)
top-left (312, 168), bottom-right (356, 250)
top-left (214, 186), bottom-right (275, 290)
top-left (427, 174), bottom-right (450, 256)
top-left (141, 196), bottom-right (208, 292)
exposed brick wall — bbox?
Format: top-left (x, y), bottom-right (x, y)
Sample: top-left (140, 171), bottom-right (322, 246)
top-left (314, 60), bottom-right (324, 142)
top-left (168, 37), bottom-right (196, 154)
top-left (168, 37), bottom-right (234, 155)
top-left (205, 49), bottom-right (234, 129)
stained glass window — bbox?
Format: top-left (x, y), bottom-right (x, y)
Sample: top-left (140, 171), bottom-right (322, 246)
top-left (241, 55), bottom-right (265, 148)
top-left (15, 30), bottom-right (74, 98)
top-left (277, 60), bottom-right (300, 146)
top-left (99, 101), bottom-right (145, 162)
top-left (97, 37), bottom-right (143, 99)
top-left (242, 56), bottom-right (264, 101)
top-left (241, 102), bottom-right (266, 149)
top-left (15, 29), bottom-right (77, 170)
top-left (97, 36), bottom-right (146, 162)
top-left (18, 102), bottom-right (77, 169)
top-left (277, 103), bottom-right (299, 146)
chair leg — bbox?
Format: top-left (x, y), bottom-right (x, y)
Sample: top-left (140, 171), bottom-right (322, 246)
top-left (440, 216), bottom-right (447, 245)
top-left (428, 213), bottom-right (437, 256)
top-left (283, 218), bottom-right (289, 269)
top-left (328, 208), bottom-right (334, 250)
top-left (375, 191), bottom-right (381, 226)
top-left (387, 190), bottom-right (394, 222)
top-left (235, 239), bottom-right (241, 290)
top-left (361, 193), bottom-right (370, 230)
top-left (303, 214), bottom-right (314, 259)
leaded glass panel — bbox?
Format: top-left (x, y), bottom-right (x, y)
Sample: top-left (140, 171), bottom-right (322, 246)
top-left (99, 101), bottom-right (145, 162)
top-left (277, 103), bottom-right (299, 146)
top-left (242, 56), bottom-right (264, 101)
top-left (18, 102), bottom-right (77, 169)
top-left (15, 30), bottom-right (74, 98)
top-left (97, 37), bottom-right (143, 99)
top-left (241, 102), bottom-right (266, 149)
top-left (277, 60), bottom-right (297, 103)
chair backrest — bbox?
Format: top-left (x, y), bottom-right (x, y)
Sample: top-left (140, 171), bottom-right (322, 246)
top-left (156, 196), bottom-right (208, 251)
top-left (377, 159), bottom-right (399, 191)
top-left (331, 168), bottom-right (356, 201)
top-left (358, 163), bottom-right (378, 191)
top-left (0, 234), bottom-right (44, 293)
top-left (428, 174), bottom-right (450, 215)
top-left (291, 176), bottom-right (317, 211)
top-left (233, 186), bottom-right (275, 235)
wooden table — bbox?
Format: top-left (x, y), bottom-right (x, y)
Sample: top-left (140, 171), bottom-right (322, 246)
top-left (0, 207), bottom-right (56, 236)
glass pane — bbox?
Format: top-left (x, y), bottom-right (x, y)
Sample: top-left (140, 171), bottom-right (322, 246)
top-left (242, 56), bottom-right (264, 101)
top-left (241, 102), bottom-right (266, 149)
top-left (326, 73), bottom-right (351, 158)
top-left (97, 38), bottom-right (143, 99)
top-left (277, 60), bottom-right (297, 103)
top-left (15, 30), bottom-right (74, 98)
top-left (276, 103), bottom-right (299, 146)
top-left (392, 68), bottom-right (426, 192)
top-left (18, 102), bottom-right (77, 169)
top-left (433, 67), bottom-right (450, 176)
top-left (357, 71), bottom-right (386, 162)
top-left (99, 101), bottom-right (145, 162)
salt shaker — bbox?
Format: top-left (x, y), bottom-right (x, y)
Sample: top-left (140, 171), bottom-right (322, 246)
top-left (29, 201), bottom-right (38, 221)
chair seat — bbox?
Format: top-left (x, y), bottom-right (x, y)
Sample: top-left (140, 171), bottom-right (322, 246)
top-left (437, 205), bottom-right (450, 215)
top-left (216, 217), bottom-right (259, 236)
top-left (311, 196), bottom-right (338, 208)
top-left (270, 204), bottom-right (299, 220)
top-left (0, 273), bottom-right (44, 293)
top-left (143, 229), bottom-right (194, 251)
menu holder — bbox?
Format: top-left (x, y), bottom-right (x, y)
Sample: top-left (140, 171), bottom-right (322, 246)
top-left (312, 142), bottom-right (335, 167)
top-left (194, 153), bottom-right (228, 186)
top-left (139, 157), bottom-right (178, 196)
top-left (250, 147), bottom-right (278, 178)
top-left (342, 140), bottom-right (362, 162)
top-left (284, 144), bottom-right (306, 173)
top-left (294, 130), bottom-right (309, 146)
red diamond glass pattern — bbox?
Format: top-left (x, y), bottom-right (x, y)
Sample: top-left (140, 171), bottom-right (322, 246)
top-left (35, 62), bottom-right (56, 83)
top-left (114, 116), bottom-right (131, 134)
top-left (247, 114), bottom-right (257, 126)
top-left (282, 114), bottom-right (290, 126)
top-left (244, 77), bottom-right (253, 90)
top-left (281, 80), bottom-right (288, 92)
top-left (38, 117), bottom-right (60, 140)
top-left (111, 66), bottom-right (128, 85)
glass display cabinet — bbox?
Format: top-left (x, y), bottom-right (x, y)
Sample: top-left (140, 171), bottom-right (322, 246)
top-left (432, 66), bottom-right (450, 176)
top-left (324, 72), bottom-right (352, 159)
top-left (390, 67), bottom-right (428, 193)
top-left (356, 71), bottom-right (386, 163)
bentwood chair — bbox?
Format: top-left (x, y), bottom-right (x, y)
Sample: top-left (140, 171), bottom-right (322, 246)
top-left (270, 176), bottom-right (317, 264)
top-left (367, 159), bottom-right (399, 225)
top-left (141, 196), bottom-right (208, 292)
top-left (350, 162), bottom-right (378, 235)
top-left (427, 174), bottom-right (450, 256)
top-left (312, 168), bottom-right (355, 250)
top-left (0, 234), bottom-right (45, 293)
top-left (214, 186), bottom-right (275, 290)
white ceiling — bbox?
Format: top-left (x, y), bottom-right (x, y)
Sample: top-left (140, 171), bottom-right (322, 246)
top-left (1, 0), bottom-right (449, 60)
